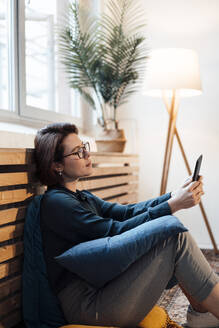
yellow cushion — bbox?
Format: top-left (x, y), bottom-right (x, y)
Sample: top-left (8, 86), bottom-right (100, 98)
top-left (59, 326), bottom-right (118, 328)
top-left (138, 305), bottom-right (182, 328)
top-left (59, 306), bottom-right (182, 328)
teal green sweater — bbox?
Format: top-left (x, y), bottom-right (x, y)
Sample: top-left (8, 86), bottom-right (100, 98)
top-left (40, 185), bottom-right (171, 294)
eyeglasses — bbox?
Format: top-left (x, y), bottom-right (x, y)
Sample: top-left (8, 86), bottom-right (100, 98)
top-left (63, 142), bottom-right (90, 159)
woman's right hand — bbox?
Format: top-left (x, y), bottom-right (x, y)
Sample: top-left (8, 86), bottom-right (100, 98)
top-left (167, 176), bottom-right (204, 214)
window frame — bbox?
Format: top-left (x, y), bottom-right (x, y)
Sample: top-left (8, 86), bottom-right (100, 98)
top-left (0, 0), bottom-right (83, 129)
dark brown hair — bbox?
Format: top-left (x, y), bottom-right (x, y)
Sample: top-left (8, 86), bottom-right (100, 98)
top-left (34, 122), bottom-right (78, 186)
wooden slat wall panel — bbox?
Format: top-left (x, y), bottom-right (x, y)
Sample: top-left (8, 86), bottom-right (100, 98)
top-left (0, 242), bottom-right (23, 263)
top-left (0, 258), bottom-right (22, 280)
top-left (0, 207), bottom-right (26, 226)
top-left (0, 190), bottom-right (33, 206)
top-left (0, 223), bottom-right (24, 243)
top-left (0, 276), bottom-right (21, 300)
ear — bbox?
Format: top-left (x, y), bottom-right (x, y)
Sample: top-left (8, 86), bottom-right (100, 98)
top-left (52, 161), bottom-right (64, 174)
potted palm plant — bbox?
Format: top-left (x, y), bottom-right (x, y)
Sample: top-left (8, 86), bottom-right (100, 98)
top-left (58, 0), bottom-right (148, 152)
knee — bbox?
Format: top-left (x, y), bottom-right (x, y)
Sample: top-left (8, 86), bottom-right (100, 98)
top-left (175, 230), bottom-right (198, 256)
top-left (177, 230), bottom-right (194, 245)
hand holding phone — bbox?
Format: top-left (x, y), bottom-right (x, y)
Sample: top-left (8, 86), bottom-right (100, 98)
top-left (192, 155), bottom-right (203, 181)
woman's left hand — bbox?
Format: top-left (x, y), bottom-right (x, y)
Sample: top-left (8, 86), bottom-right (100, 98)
top-left (169, 175), bottom-right (204, 213)
top-left (172, 175), bottom-right (203, 198)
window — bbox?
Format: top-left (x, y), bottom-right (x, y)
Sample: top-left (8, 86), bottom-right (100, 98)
top-left (0, 0), bottom-right (9, 110)
top-left (0, 0), bottom-right (82, 127)
top-left (25, 1), bottom-right (56, 111)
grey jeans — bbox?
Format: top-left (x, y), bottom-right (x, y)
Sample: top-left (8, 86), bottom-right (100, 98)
top-left (57, 231), bottom-right (219, 327)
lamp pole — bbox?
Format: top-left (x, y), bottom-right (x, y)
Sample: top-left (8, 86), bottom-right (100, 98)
top-left (160, 89), bottom-right (179, 195)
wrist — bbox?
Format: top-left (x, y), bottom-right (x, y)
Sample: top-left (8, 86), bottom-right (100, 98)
top-left (168, 198), bottom-right (180, 214)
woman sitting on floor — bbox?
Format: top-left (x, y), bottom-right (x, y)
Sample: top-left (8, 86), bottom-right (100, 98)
top-left (33, 122), bottom-right (219, 328)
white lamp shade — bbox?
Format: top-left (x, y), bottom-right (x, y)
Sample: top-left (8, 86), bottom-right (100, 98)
top-left (143, 48), bottom-right (202, 97)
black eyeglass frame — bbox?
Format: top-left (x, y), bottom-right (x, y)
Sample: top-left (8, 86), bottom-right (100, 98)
top-left (63, 142), bottom-right (90, 159)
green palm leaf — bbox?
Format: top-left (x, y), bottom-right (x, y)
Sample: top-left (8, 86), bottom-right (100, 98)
top-left (57, 0), bottom-right (148, 128)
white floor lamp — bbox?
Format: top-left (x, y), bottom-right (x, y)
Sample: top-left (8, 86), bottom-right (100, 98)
top-left (142, 48), bottom-right (218, 254)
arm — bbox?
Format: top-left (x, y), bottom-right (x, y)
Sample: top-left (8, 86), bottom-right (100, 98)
top-left (83, 190), bottom-right (171, 221)
top-left (42, 190), bottom-right (172, 243)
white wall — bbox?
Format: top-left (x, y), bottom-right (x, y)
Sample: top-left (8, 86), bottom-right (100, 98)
top-left (117, 0), bottom-right (219, 249)
top-left (0, 122), bottom-right (97, 151)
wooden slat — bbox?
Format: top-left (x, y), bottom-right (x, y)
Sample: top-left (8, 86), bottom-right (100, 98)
top-left (0, 242), bottom-right (23, 263)
top-left (0, 276), bottom-right (21, 300)
top-left (91, 165), bottom-right (139, 176)
top-left (0, 293), bottom-right (21, 317)
top-left (0, 223), bottom-right (24, 243)
top-left (93, 183), bottom-right (138, 199)
top-left (78, 175), bottom-right (138, 190)
top-left (91, 152), bottom-right (138, 158)
top-left (0, 207), bottom-right (26, 226)
top-left (0, 189), bottom-right (33, 206)
top-left (0, 172), bottom-right (28, 187)
top-left (107, 192), bottom-right (138, 204)
top-left (0, 149), bottom-right (29, 165)
top-left (0, 310), bottom-right (21, 328)
top-left (0, 258), bottom-right (22, 280)
top-left (92, 154), bottom-right (139, 165)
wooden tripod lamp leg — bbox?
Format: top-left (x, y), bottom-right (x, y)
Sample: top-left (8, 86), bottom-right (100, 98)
top-left (162, 95), bottom-right (219, 254)
top-left (160, 90), bottom-right (179, 195)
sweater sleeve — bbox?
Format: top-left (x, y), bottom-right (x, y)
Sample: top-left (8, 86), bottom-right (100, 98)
top-left (42, 191), bottom-right (172, 243)
top-left (83, 191), bottom-right (172, 221)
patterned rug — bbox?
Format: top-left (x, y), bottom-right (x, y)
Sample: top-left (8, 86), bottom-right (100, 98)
top-left (157, 249), bottom-right (219, 327)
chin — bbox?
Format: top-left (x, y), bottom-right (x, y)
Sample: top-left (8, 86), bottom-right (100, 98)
top-left (84, 167), bottom-right (93, 176)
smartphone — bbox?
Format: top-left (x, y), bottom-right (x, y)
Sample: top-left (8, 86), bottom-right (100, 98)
top-left (192, 155), bottom-right (203, 181)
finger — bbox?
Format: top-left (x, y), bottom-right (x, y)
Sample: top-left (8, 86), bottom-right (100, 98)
top-left (194, 190), bottom-right (204, 197)
top-left (193, 180), bottom-right (203, 190)
top-left (193, 191), bottom-right (205, 202)
top-left (194, 183), bottom-right (203, 192)
top-left (187, 181), bottom-right (200, 191)
top-left (182, 177), bottom-right (193, 187)
top-left (193, 187), bottom-right (203, 197)
top-left (198, 175), bottom-right (203, 181)
top-left (194, 193), bottom-right (201, 204)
